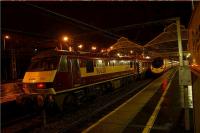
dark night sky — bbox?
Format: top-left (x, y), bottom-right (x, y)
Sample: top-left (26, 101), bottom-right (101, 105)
top-left (1, 1), bottom-right (193, 80)
top-left (2, 1), bottom-right (192, 50)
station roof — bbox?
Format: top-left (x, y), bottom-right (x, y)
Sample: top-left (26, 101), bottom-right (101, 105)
top-left (108, 23), bottom-right (188, 59)
top-left (144, 23), bottom-right (188, 58)
top-left (109, 37), bottom-right (143, 55)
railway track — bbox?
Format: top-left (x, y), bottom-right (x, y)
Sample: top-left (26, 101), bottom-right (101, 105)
top-left (58, 79), bottom-right (153, 133)
top-left (2, 78), bottom-right (153, 133)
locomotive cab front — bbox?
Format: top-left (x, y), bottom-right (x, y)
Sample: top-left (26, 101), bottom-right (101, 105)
top-left (22, 56), bottom-right (60, 95)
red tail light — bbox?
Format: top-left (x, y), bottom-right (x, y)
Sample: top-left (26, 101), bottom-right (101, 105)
top-left (23, 83), bottom-right (28, 89)
top-left (37, 83), bottom-right (46, 89)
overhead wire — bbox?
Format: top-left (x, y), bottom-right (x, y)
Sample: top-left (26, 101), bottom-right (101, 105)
top-left (3, 3), bottom-right (178, 48)
top-left (25, 3), bottom-right (120, 40)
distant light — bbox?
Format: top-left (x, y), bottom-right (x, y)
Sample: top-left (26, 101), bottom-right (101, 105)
top-left (98, 60), bottom-right (102, 64)
top-left (145, 56), bottom-right (151, 59)
top-left (91, 46), bottom-right (96, 51)
top-left (117, 53), bottom-right (122, 57)
top-left (34, 48), bottom-right (38, 52)
top-left (130, 50), bottom-right (133, 54)
top-left (111, 60), bottom-right (116, 64)
top-left (188, 85), bottom-right (193, 108)
top-left (5, 35), bottom-right (10, 39)
top-left (69, 46), bottom-right (72, 52)
top-left (186, 53), bottom-right (191, 58)
top-left (78, 44), bottom-right (83, 49)
top-left (110, 46), bottom-right (113, 50)
top-left (101, 49), bottom-right (105, 53)
top-left (107, 49), bottom-right (111, 52)
top-left (63, 36), bottom-right (69, 42)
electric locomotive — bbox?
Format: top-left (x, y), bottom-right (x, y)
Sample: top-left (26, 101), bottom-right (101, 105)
top-left (150, 57), bottom-right (173, 75)
top-left (21, 49), bottom-right (150, 111)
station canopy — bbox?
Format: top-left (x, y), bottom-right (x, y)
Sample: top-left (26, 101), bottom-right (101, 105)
top-left (109, 23), bottom-right (188, 59)
top-left (108, 37), bottom-right (143, 58)
top-left (144, 23), bottom-right (188, 59)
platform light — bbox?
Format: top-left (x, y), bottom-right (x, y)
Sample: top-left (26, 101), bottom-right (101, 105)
top-left (78, 44), bottom-right (83, 49)
top-left (113, 60), bottom-right (116, 63)
top-left (34, 48), bottom-right (38, 53)
top-left (5, 35), bottom-right (10, 39)
top-left (3, 35), bottom-right (10, 50)
top-left (101, 49), bottom-right (106, 53)
top-left (186, 53), bottom-right (191, 58)
top-left (91, 46), bottom-right (96, 51)
top-left (145, 56), bottom-right (151, 59)
top-left (97, 60), bottom-right (102, 64)
top-left (69, 46), bottom-right (72, 52)
top-left (63, 36), bottom-right (69, 42)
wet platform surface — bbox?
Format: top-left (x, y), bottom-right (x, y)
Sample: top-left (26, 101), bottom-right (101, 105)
top-left (83, 68), bottom-right (177, 133)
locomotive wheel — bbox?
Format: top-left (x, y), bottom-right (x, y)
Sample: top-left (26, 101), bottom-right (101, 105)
top-left (63, 95), bottom-right (78, 112)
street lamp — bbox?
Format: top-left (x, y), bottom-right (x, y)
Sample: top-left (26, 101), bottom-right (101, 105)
top-left (3, 35), bottom-right (10, 50)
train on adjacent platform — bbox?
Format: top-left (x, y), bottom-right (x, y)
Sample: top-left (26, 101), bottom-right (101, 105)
top-left (20, 49), bottom-right (175, 111)
top-left (20, 49), bottom-right (151, 111)
top-left (150, 57), bottom-right (174, 75)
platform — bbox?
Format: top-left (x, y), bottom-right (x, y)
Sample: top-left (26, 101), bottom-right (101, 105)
top-left (83, 68), bottom-right (177, 133)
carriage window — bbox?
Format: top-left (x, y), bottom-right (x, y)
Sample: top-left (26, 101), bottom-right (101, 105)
top-left (105, 60), bottom-right (109, 66)
top-left (58, 56), bottom-right (68, 72)
top-left (86, 60), bottom-right (94, 73)
top-left (72, 59), bottom-right (80, 70)
top-left (130, 61), bottom-right (133, 68)
top-left (96, 60), bottom-right (105, 67)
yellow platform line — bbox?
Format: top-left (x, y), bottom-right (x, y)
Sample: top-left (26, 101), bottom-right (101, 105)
top-left (142, 70), bottom-right (177, 133)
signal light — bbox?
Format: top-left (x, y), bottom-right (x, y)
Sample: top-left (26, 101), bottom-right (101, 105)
top-left (37, 83), bottom-right (46, 89)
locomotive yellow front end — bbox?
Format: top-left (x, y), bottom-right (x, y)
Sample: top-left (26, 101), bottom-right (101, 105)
top-left (22, 70), bottom-right (57, 95)
top-left (151, 57), bottom-right (165, 75)
top-left (18, 54), bottom-right (60, 108)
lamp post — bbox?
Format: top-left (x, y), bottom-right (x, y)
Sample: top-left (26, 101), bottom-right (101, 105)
top-left (59, 36), bottom-right (69, 50)
top-left (3, 35), bottom-right (10, 50)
